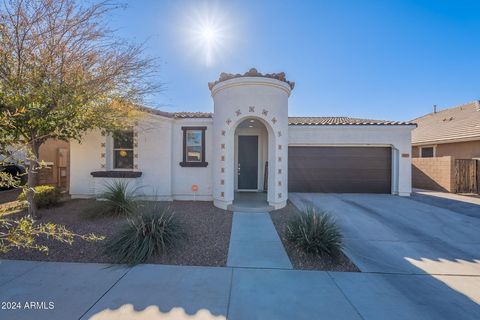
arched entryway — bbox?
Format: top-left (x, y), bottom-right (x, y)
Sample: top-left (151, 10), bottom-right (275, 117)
top-left (231, 117), bottom-right (271, 211)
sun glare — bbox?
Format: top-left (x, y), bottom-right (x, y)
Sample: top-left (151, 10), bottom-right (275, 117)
top-left (201, 26), bottom-right (217, 43)
top-left (182, 3), bottom-right (234, 66)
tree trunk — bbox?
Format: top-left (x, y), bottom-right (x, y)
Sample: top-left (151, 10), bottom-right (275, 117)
top-left (26, 142), bottom-right (40, 219)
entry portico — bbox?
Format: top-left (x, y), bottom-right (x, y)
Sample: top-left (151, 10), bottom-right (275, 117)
top-left (211, 74), bottom-right (292, 210)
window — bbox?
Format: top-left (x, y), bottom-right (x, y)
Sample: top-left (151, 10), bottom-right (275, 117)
top-left (113, 130), bottom-right (134, 169)
top-left (180, 126), bottom-right (208, 167)
top-left (421, 147), bottom-right (434, 158)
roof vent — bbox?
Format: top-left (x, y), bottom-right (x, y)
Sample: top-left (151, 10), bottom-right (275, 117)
top-left (476, 100), bottom-right (480, 111)
top-left (433, 104), bottom-right (437, 113)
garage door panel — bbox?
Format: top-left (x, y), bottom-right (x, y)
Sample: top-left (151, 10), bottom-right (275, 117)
top-left (288, 169), bottom-right (390, 180)
top-left (288, 146), bottom-right (391, 193)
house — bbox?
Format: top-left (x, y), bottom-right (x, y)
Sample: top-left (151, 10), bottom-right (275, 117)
top-left (1, 139), bottom-right (69, 190)
top-left (37, 139), bottom-right (69, 190)
top-left (411, 101), bottom-right (480, 193)
top-left (70, 69), bottom-right (415, 210)
top-left (412, 101), bottom-right (480, 159)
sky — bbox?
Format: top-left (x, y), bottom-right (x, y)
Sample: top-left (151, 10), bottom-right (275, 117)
top-left (107, 0), bottom-right (480, 121)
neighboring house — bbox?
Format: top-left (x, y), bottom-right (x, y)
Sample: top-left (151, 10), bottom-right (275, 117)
top-left (37, 139), bottom-right (70, 190)
top-left (411, 101), bottom-right (480, 192)
top-left (0, 139), bottom-right (69, 190)
top-left (70, 69), bottom-right (415, 210)
top-left (412, 101), bottom-right (480, 159)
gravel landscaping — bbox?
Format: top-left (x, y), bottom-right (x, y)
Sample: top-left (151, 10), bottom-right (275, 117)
top-left (270, 201), bottom-right (359, 272)
top-left (0, 199), bottom-right (233, 267)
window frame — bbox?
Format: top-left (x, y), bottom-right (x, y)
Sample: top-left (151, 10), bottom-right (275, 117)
top-left (420, 146), bottom-right (435, 158)
top-left (180, 126), bottom-right (208, 167)
top-left (112, 129), bottom-right (134, 170)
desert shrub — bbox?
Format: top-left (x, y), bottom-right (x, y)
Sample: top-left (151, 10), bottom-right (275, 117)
top-left (17, 185), bottom-right (61, 208)
top-left (95, 181), bottom-right (140, 217)
top-left (104, 204), bottom-right (185, 265)
top-left (286, 206), bottom-right (343, 257)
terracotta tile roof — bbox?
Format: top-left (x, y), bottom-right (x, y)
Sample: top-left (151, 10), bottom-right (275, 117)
top-left (287, 117), bottom-right (414, 126)
top-left (173, 112), bottom-right (213, 119)
top-left (208, 68), bottom-right (295, 90)
top-left (140, 106), bottom-right (413, 126)
top-left (411, 101), bottom-right (480, 145)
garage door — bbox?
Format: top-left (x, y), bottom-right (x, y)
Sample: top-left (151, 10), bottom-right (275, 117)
top-left (288, 146), bottom-right (391, 193)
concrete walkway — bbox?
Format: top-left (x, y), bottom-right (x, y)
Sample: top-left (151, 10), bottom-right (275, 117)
top-left (226, 212), bottom-right (292, 269)
top-left (1, 259), bottom-right (479, 320)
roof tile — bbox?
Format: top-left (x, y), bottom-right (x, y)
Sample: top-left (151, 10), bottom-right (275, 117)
top-left (411, 101), bottom-right (480, 144)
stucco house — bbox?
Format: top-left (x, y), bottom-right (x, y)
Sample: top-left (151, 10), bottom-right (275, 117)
top-left (70, 69), bottom-right (415, 210)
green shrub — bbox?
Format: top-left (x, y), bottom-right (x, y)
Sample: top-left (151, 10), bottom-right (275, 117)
top-left (286, 206), bottom-right (343, 257)
top-left (18, 185), bottom-right (61, 208)
top-left (95, 181), bottom-right (140, 216)
top-left (104, 204), bottom-right (185, 265)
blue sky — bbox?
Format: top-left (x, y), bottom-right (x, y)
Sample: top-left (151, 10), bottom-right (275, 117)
top-left (108, 0), bottom-right (480, 121)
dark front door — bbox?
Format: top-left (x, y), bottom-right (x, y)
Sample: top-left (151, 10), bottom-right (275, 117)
top-left (238, 136), bottom-right (258, 189)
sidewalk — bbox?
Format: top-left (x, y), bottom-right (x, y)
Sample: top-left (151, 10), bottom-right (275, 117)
top-left (227, 212), bottom-right (292, 269)
top-left (1, 259), bottom-right (479, 320)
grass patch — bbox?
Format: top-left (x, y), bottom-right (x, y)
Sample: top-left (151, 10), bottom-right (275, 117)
top-left (103, 203), bottom-right (185, 265)
top-left (286, 206), bottom-right (343, 258)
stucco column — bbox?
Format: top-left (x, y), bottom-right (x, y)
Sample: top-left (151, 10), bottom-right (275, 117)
top-left (209, 72), bottom-right (293, 210)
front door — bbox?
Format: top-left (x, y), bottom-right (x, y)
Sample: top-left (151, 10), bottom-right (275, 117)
top-left (238, 136), bottom-right (258, 190)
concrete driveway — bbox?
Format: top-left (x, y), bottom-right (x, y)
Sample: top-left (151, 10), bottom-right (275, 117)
top-left (289, 193), bottom-right (480, 275)
top-left (290, 193), bottom-right (480, 307)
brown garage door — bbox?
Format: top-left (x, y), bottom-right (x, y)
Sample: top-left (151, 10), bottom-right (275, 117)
top-left (288, 146), bottom-right (391, 193)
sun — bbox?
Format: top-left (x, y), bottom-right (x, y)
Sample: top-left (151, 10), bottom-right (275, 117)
top-left (201, 25), bottom-right (217, 43)
top-left (182, 3), bottom-right (234, 66)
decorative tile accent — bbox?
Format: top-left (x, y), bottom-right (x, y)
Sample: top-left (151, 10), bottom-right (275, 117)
top-left (101, 164), bottom-right (105, 169)
top-left (226, 119), bottom-right (232, 125)
top-left (101, 130), bottom-right (106, 136)
top-left (221, 155), bottom-right (225, 161)
top-left (278, 144), bottom-right (282, 150)
top-left (271, 117), bottom-right (277, 124)
top-left (278, 181), bottom-right (282, 186)
top-left (221, 143), bottom-right (225, 149)
top-left (134, 154), bottom-right (138, 158)
top-left (134, 164), bottom-right (138, 169)
top-left (278, 169), bottom-right (282, 174)
top-left (220, 179), bottom-right (224, 185)
top-left (278, 156), bottom-right (282, 162)
top-left (249, 106), bottom-right (255, 112)
top-left (278, 131), bottom-right (282, 137)
top-left (262, 109), bottom-right (268, 116)
top-left (101, 142), bottom-right (106, 148)
top-left (221, 192), bottom-right (224, 198)
top-left (235, 109), bottom-right (242, 116)
top-left (221, 167), bottom-right (225, 173)
top-left (134, 121), bottom-right (139, 126)
top-left (278, 193), bottom-right (282, 199)
top-left (101, 153), bottom-right (105, 158)
top-left (134, 132), bottom-right (138, 137)
top-left (221, 130), bottom-right (226, 136)
top-left (134, 143), bottom-right (138, 148)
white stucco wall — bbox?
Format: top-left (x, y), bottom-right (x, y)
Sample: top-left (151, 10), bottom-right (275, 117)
top-left (211, 77), bottom-right (292, 210)
top-left (70, 114), bottom-right (174, 199)
top-left (288, 125), bottom-right (415, 196)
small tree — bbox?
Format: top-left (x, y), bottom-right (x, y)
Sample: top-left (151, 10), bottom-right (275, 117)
top-left (0, 0), bottom-right (160, 217)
